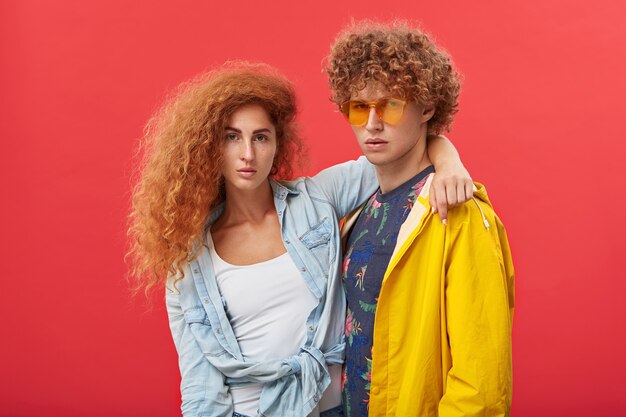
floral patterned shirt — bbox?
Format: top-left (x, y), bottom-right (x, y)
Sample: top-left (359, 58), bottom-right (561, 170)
top-left (342, 166), bottom-right (434, 417)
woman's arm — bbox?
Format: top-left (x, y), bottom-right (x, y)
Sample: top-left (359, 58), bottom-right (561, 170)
top-left (427, 135), bottom-right (473, 224)
top-left (305, 135), bottom-right (472, 221)
top-left (304, 156), bottom-right (379, 219)
top-left (166, 286), bottom-right (233, 417)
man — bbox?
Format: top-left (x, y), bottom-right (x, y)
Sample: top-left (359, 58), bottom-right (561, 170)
top-left (326, 20), bottom-right (515, 417)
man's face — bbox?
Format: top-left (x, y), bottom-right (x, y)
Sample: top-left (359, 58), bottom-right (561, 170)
top-left (349, 84), bottom-right (433, 169)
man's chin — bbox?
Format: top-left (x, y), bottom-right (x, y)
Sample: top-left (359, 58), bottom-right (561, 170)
top-left (361, 152), bottom-right (390, 167)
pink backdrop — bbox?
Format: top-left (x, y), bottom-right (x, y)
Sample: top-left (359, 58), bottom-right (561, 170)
top-left (2, 1), bottom-right (625, 416)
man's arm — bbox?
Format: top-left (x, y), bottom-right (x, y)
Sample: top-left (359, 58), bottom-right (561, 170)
top-left (438, 198), bottom-right (515, 417)
top-left (427, 135), bottom-right (473, 223)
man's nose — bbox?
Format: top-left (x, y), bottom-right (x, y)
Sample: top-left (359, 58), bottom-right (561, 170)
top-left (365, 107), bottom-right (383, 131)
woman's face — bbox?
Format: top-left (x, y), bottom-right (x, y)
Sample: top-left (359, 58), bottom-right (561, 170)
top-left (221, 104), bottom-right (277, 193)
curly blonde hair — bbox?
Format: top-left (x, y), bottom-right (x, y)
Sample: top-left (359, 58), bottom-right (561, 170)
top-left (326, 19), bottom-right (461, 135)
top-left (127, 62), bottom-right (305, 293)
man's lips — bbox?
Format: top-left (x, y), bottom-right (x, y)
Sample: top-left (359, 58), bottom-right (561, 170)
top-left (366, 138), bottom-right (387, 144)
top-left (365, 138), bottom-right (388, 149)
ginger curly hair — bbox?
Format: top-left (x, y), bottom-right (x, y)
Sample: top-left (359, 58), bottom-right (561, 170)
top-left (127, 62), bottom-right (305, 292)
top-left (326, 20), bottom-right (461, 135)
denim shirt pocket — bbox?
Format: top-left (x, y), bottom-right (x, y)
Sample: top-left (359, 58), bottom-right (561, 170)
top-left (299, 217), bottom-right (335, 279)
top-left (184, 307), bottom-right (227, 357)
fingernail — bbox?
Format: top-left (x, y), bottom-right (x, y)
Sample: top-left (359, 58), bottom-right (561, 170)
top-left (442, 219), bottom-right (448, 227)
top-left (431, 207), bottom-right (435, 214)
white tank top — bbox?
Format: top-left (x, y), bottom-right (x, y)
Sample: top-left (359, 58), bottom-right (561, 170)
top-left (207, 233), bottom-right (318, 416)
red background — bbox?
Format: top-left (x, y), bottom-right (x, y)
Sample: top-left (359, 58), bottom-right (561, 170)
top-left (2, 1), bottom-right (625, 416)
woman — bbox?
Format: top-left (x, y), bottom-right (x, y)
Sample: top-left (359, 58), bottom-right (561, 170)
top-left (128, 62), bottom-right (471, 417)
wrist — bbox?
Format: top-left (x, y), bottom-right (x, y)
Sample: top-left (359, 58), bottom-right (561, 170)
top-left (434, 157), bottom-right (463, 170)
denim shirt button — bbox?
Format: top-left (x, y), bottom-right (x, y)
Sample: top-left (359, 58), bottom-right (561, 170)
top-left (216, 328), bottom-right (222, 334)
top-left (193, 269), bottom-right (199, 274)
top-left (300, 267), bottom-right (306, 272)
top-left (203, 298), bottom-right (209, 304)
top-left (285, 239), bottom-right (290, 244)
top-left (308, 325), bottom-right (315, 332)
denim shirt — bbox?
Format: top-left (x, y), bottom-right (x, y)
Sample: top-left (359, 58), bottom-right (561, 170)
top-left (166, 157), bottom-right (377, 417)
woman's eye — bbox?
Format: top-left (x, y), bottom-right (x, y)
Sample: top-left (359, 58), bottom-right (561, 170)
top-left (352, 102), bottom-right (369, 111)
top-left (254, 134), bottom-right (269, 141)
top-left (225, 133), bottom-right (238, 141)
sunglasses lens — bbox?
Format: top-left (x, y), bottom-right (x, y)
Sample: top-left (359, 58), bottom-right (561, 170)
top-left (341, 101), bottom-right (369, 126)
top-left (378, 99), bottom-right (405, 125)
top-left (340, 99), bottom-right (406, 126)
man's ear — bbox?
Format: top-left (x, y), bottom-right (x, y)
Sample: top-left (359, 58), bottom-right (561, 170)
top-left (422, 107), bottom-right (435, 122)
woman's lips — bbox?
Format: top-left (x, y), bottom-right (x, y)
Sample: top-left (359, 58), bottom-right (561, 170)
top-left (237, 168), bottom-right (256, 178)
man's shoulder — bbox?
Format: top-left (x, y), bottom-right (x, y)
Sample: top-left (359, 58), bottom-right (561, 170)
top-left (445, 182), bottom-right (503, 231)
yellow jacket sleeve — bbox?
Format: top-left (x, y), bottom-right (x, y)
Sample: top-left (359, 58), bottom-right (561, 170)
top-left (438, 201), bottom-right (515, 417)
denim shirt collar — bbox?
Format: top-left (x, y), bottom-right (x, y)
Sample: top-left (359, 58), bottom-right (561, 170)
top-left (270, 178), bottom-right (300, 199)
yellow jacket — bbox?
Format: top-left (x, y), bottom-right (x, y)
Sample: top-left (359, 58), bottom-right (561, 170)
top-left (342, 175), bottom-right (514, 417)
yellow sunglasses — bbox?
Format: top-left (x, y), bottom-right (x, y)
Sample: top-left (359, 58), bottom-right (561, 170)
top-left (339, 98), bottom-right (408, 126)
